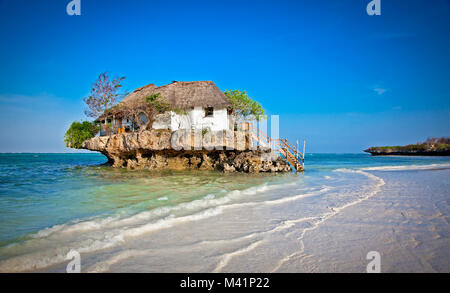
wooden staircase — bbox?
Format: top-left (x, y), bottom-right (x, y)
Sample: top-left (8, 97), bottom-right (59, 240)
top-left (249, 126), bottom-right (305, 172)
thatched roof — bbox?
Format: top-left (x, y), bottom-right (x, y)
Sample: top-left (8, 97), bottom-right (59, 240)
top-left (102, 81), bottom-right (231, 119)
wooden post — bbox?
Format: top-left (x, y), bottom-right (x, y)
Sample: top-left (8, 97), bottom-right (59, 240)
top-left (113, 114), bottom-right (116, 134)
top-left (302, 140), bottom-right (306, 167)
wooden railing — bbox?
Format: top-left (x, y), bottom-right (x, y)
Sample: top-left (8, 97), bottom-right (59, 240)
top-left (249, 125), bottom-right (305, 172)
top-left (250, 127), bottom-right (271, 148)
top-left (275, 139), bottom-right (305, 172)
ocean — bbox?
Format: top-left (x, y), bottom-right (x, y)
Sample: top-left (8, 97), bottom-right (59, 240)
top-left (0, 153), bottom-right (449, 272)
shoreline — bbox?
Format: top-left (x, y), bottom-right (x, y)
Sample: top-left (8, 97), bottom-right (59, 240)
top-left (1, 157), bottom-right (449, 273)
top-left (281, 168), bottom-right (450, 272)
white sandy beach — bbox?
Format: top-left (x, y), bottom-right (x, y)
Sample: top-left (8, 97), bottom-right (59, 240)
top-left (278, 168), bottom-right (450, 272)
top-left (8, 164), bottom-right (445, 273)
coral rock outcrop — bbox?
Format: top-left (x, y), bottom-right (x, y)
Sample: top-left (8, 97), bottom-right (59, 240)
top-left (81, 129), bottom-right (292, 173)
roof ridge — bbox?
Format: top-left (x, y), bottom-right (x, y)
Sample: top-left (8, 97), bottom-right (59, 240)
top-left (132, 83), bottom-right (156, 93)
top-left (154, 80), bottom-right (213, 90)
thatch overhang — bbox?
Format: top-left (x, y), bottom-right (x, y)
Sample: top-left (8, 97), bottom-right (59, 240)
top-left (98, 81), bottom-right (231, 120)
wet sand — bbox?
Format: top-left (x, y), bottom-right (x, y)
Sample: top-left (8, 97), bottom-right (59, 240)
top-left (277, 169), bottom-right (450, 272)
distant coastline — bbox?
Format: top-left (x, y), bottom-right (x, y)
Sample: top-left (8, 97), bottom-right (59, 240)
top-left (365, 137), bottom-right (450, 156)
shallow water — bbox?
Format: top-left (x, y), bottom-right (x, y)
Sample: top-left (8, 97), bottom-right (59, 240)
top-left (0, 153), bottom-right (449, 272)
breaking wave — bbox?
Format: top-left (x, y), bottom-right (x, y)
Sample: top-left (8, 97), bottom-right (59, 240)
top-left (360, 163), bottom-right (450, 171)
top-left (0, 179), bottom-right (321, 272)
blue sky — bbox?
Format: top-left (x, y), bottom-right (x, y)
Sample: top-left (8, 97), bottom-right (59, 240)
top-left (0, 0), bottom-right (449, 153)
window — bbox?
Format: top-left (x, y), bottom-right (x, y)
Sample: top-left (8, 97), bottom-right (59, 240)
top-left (139, 113), bottom-right (148, 124)
top-left (204, 107), bottom-right (214, 117)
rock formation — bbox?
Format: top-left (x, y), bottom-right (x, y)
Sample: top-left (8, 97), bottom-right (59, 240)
top-left (81, 129), bottom-right (292, 173)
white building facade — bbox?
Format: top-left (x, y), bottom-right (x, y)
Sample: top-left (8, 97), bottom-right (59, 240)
top-left (99, 81), bottom-right (235, 135)
top-left (153, 106), bottom-right (231, 131)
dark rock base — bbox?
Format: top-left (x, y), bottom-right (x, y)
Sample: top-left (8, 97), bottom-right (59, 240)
top-left (104, 149), bottom-right (293, 173)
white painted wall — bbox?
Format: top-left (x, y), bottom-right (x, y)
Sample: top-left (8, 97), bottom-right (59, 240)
top-left (171, 112), bottom-right (192, 130)
top-left (152, 113), bottom-right (171, 129)
top-left (152, 107), bottom-right (230, 131)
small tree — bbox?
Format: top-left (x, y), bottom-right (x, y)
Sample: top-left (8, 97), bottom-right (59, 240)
top-left (137, 92), bottom-right (188, 131)
top-left (146, 93), bottom-right (172, 113)
top-left (224, 89), bottom-right (265, 121)
top-left (64, 121), bottom-right (100, 149)
top-left (84, 72), bottom-right (126, 119)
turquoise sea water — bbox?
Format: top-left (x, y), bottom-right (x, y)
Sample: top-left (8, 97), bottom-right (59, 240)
top-left (0, 153), bottom-right (449, 272)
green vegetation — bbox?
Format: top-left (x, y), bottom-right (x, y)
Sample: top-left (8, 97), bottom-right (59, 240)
top-left (224, 89), bottom-right (265, 121)
top-left (145, 92), bottom-right (186, 115)
top-left (201, 127), bottom-right (210, 137)
top-left (146, 93), bottom-right (172, 113)
top-left (365, 137), bottom-right (450, 154)
top-left (64, 121), bottom-right (100, 149)
top-left (435, 143), bottom-right (450, 151)
top-left (64, 72), bottom-right (124, 149)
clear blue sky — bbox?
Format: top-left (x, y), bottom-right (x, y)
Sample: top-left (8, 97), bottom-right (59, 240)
top-left (0, 0), bottom-right (449, 153)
